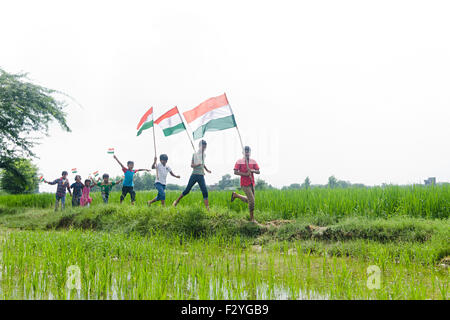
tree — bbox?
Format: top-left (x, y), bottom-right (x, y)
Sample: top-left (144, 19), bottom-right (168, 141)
top-left (255, 178), bottom-right (273, 190)
top-left (302, 176), bottom-right (311, 189)
top-left (214, 174), bottom-right (240, 190)
top-left (328, 175), bottom-right (338, 188)
top-left (0, 159), bottom-right (38, 194)
top-left (0, 68), bottom-right (70, 181)
top-left (131, 172), bottom-right (155, 191)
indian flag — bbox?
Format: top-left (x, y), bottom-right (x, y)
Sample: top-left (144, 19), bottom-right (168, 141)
top-left (136, 107), bottom-right (154, 136)
top-left (92, 171), bottom-right (99, 177)
top-left (72, 168), bottom-right (77, 174)
top-left (107, 148), bottom-right (114, 154)
top-left (183, 93), bottom-right (236, 140)
top-left (155, 107), bottom-right (186, 137)
top-left (39, 175), bottom-right (44, 182)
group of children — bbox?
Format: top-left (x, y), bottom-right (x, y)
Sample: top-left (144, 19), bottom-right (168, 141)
top-left (44, 154), bottom-right (175, 210)
top-left (45, 141), bottom-right (260, 221)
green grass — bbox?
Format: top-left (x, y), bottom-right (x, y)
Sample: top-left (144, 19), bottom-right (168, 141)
top-left (0, 186), bottom-right (448, 300)
top-left (0, 205), bottom-right (448, 265)
top-left (1, 229), bottom-right (448, 300)
top-left (1, 184), bottom-right (449, 218)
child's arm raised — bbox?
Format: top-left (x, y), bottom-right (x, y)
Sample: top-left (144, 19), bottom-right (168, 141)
top-left (136, 169), bottom-right (151, 173)
top-left (113, 155), bottom-right (126, 170)
top-left (152, 157), bottom-right (157, 169)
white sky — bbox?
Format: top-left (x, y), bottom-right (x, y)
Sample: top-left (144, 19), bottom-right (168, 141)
top-left (1, 0), bottom-right (449, 191)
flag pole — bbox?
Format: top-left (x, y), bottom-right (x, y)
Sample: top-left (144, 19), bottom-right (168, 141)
top-left (224, 93), bottom-right (253, 183)
top-left (152, 110), bottom-right (159, 180)
top-left (177, 106), bottom-right (196, 152)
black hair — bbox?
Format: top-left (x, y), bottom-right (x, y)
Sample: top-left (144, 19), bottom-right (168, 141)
top-left (62, 171), bottom-right (68, 176)
top-left (85, 179), bottom-right (91, 185)
top-left (102, 173), bottom-right (109, 179)
top-left (244, 146), bottom-right (251, 152)
top-left (127, 161), bottom-right (134, 166)
top-left (160, 154), bottom-right (168, 161)
top-left (200, 140), bottom-right (207, 145)
top-left (75, 175), bottom-right (81, 180)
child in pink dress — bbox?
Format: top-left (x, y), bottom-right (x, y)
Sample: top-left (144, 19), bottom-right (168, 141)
top-left (80, 179), bottom-right (94, 207)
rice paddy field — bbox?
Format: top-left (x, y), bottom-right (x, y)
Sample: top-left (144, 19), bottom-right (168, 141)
top-left (0, 185), bottom-right (449, 300)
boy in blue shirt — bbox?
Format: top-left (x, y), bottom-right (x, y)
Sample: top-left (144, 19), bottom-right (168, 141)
top-left (113, 155), bottom-right (150, 205)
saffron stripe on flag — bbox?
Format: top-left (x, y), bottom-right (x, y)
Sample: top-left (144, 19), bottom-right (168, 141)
top-left (155, 107), bottom-right (180, 124)
top-left (137, 107), bottom-right (153, 130)
top-left (188, 104), bottom-right (234, 132)
top-left (183, 94), bottom-right (229, 123)
top-left (155, 107), bottom-right (186, 137)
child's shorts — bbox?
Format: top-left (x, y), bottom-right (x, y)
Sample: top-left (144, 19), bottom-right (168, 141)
top-left (121, 186), bottom-right (136, 202)
top-left (56, 194), bottom-right (66, 206)
top-left (155, 182), bottom-right (166, 201)
top-left (102, 193), bottom-right (109, 204)
top-left (72, 196), bottom-right (81, 207)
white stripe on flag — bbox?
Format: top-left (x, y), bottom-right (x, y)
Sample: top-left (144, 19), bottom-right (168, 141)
top-left (157, 113), bottom-right (182, 130)
top-left (189, 104), bottom-right (233, 131)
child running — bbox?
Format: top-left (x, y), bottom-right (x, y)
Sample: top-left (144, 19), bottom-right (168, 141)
top-left (113, 155), bottom-right (150, 205)
top-left (147, 154), bottom-right (180, 207)
top-left (173, 140), bottom-right (211, 209)
top-left (80, 178), bottom-right (95, 207)
top-left (44, 171), bottom-right (72, 211)
top-left (96, 173), bottom-right (122, 204)
top-left (70, 175), bottom-right (84, 207)
top-left (231, 146), bottom-right (260, 222)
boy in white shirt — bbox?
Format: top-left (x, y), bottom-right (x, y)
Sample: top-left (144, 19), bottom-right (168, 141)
top-left (148, 154), bottom-right (180, 207)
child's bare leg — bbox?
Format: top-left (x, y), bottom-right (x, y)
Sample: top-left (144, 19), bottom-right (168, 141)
top-left (54, 200), bottom-right (59, 211)
top-left (232, 192), bottom-right (248, 203)
top-left (249, 210), bottom-right (255, 222)
top-left (161, 200), bottom-right (165, 207)
top-left (147, 197), bottom-right (158, 206)
top-left (173, 194), bottom-right (184, 207)
top-left (203, 198), bottom-right (210, 210)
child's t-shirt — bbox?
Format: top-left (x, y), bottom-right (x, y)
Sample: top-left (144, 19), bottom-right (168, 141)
top-left (97, 181), bottom-right (116, 195)
top-left (155, 163), bottom-right (172, 186)
top-left (49, 178), bottom-right (70, 196)
top-left (234, 158), bottom-right (260, 187)
top-left (70, 182), bottom-right (84, 198)
top-left (122, 169), bottom-right (137, 187)
top-left (192, 152), bottom-right (205, 175)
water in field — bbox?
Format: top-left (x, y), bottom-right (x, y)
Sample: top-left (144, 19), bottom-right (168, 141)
top-left (0, 229), bottom-right (448, 300)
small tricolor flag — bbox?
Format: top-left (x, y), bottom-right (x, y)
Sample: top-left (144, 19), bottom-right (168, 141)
top-left (72, 168), bottom-right (77, 174)
top-left (183, 93), bottom-right (236, 140)
top-left (39, 175), bottom-right (44, 182)
top-left (92, 171), bottom-right (99, 177)
top-left (107, 148), bottom-right (114, 154)
top-left (155, 107), bottom-right (186, 137)
top-left (137, 107), bottom-right (154, 136)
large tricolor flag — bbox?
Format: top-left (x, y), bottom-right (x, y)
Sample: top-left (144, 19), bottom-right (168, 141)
top-left (155, 107), bottom-right (186, 137)
top-left (136, 107), bottom-right (154, 136)
top-left (183, 94), bottom-right (237, 140)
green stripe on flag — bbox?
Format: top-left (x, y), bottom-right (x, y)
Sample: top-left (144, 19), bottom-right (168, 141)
top-left (192, 115), bottom-right (236, 140)
top-left (137, 120), bottom-right (154, 136)
top-left (162, 122), bottom-right (186, 137)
